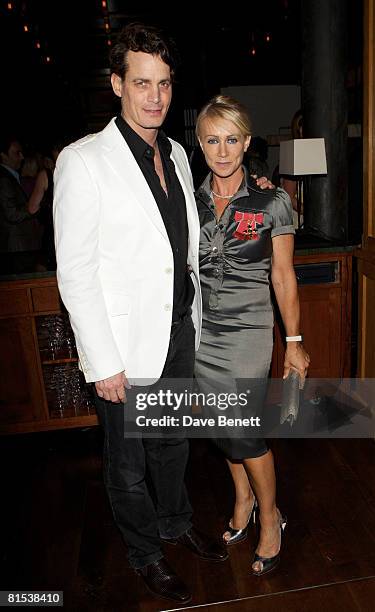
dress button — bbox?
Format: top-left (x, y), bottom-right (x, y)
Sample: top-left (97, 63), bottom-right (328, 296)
top-left (212, 246), bottom-right (218, 253)
top-left (164, 304), bottom-right (172, 311)
top-left (165, 267), bottom-right (173, 274)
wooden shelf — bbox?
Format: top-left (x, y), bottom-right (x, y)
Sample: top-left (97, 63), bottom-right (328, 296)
top-left (0, 415), bottom-right (99, 435)
top-left (49, 408), bottom-right (96, 419)
top-left (42, 357), bottom-right (78, 365)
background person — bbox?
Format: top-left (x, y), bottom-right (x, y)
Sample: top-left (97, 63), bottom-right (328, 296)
top-left (0, 135), bottom-right (42, 274)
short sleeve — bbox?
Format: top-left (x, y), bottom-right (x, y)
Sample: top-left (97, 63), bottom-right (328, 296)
top-left (270, 187), bottom-right (295, 238)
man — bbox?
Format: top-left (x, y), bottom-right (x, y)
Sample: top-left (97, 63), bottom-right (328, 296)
top-left (53, 23), bottom-right (227, 604)
top-left (0, 136), bottom-right (41, 273)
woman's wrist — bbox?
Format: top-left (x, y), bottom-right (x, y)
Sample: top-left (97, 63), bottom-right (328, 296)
top-left (286, 334), bottom-right (303, 342)
top-left (285, 341), bottom-right (304, 351)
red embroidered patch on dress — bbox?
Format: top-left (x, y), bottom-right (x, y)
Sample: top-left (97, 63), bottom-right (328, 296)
top-left (233, 211), bottom-right (264, 240)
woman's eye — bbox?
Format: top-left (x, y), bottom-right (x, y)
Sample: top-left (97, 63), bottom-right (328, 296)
top-left (207, 138), bottom-right (218, 144)
top-left (227, 138), bottom-right (238, 144)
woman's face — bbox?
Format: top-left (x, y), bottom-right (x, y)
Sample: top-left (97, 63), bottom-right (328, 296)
top-left (198, 116), bottom-right (250, 179)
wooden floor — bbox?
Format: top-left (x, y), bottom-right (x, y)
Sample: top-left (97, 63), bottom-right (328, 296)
top-left (0, 430), bottom-right (374, 612)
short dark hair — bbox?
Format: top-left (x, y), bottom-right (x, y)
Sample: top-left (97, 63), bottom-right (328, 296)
top-left (0, 133), bottom-right (20, 156)
top-left (109, 22), bottom-right (179, 80)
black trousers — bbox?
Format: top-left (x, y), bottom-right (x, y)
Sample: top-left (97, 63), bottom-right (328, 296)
top-left (95, 315), bottom-right (196, 569)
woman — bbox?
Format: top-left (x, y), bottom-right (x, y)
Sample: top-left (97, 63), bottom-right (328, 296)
top-left (194, 95), bottom-right (310, 575)
top-left (28, 144), bottom-right (63, 270)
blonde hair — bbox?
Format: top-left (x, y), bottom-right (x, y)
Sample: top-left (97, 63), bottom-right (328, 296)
top-left (196, 95), bottom-right (252, 140)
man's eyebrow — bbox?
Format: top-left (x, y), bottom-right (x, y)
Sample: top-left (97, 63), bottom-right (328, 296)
top-left (132, 78), bottom-right (171, 83)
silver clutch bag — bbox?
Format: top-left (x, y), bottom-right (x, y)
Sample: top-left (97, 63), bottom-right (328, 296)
top-left (280, 370), bottom-right (302, 426)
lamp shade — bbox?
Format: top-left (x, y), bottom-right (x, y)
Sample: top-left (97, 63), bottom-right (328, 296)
top-left (279, 138), bottom-right (327, 175)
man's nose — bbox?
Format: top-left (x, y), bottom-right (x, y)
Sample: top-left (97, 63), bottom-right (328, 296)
top-left (148, 85), bottom-right (161, 103)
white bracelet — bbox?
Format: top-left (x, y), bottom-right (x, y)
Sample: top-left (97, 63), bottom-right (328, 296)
top-left (286, 335), bottom-right (303, 342)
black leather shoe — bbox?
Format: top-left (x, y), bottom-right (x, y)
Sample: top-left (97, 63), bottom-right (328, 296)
top-left (162, 527), bottom-right (228, 562)
top-left (137, 558), bottom-right (192, 603)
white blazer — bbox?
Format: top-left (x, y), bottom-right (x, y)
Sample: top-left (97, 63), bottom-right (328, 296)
top-left (53, 118), bottom-right (202, 384)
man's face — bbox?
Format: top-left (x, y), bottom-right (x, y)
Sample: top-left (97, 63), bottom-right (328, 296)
top-left (111, 51), bottom-right (172, 139)
top-left (1, 141), bottom-right (24, 171)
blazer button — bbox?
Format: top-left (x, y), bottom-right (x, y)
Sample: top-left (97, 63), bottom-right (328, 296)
top-left (164, 304), bottom-right (172, 311)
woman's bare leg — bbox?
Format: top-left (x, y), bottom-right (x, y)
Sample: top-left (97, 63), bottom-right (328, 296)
top-left (223, 459), bottom-right (255, 542)
top-left (242, 449), bottom-right (282, 572)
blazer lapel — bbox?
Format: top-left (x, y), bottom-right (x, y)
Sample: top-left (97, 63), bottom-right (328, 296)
top-left (99, 118), bottom-right (169, 242)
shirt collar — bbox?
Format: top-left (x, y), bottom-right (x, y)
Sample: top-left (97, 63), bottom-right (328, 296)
top-left (196, 165), bottom-right (251, 202)
top-left (115, 115), bottom-right (171, 162)
top-left (1, 163), bottom-right (20, 183)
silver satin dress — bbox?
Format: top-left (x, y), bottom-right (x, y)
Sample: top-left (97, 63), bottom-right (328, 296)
top-left (194, 168), bottom-right (295, 460)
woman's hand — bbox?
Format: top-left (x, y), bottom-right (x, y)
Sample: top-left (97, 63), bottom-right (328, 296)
top-left (283, 343), bottom-right (310, 387)
top-left (252, 175), bottom-right (274, 189)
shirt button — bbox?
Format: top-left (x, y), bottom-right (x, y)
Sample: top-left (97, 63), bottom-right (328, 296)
top-left (165, 267), bottom-right (173, 274)
top-left (164, 304), bottom-right (172, 311)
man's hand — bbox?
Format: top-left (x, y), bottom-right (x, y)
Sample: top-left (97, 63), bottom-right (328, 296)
top-left (95, 371), bottom-right (131, 403)
top-left (252, 175), bottom-right (274, 190)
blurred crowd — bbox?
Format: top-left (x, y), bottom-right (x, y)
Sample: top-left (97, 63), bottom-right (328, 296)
top-left (0, 134), bottom-right (66, 275)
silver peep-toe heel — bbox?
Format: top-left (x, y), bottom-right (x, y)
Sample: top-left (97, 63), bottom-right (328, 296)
top-left (222, 498), bottom-right (258, 546)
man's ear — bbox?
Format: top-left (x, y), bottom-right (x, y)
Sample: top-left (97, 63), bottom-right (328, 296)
top-left (111, 73), bottom-right (123, 98)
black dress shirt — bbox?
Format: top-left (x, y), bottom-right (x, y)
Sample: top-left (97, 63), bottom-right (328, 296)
top-left (115, 115), bottom-right (194, 321)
